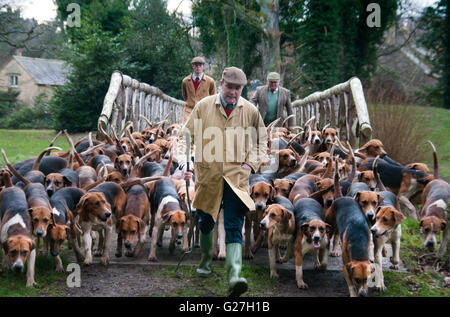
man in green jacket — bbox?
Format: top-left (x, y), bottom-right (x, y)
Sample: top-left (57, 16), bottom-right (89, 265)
top-left (250, 72), bottom-right (294, 127)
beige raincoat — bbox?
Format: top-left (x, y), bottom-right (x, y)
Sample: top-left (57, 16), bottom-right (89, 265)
top-left (175, 94), bottom-right (267, 221)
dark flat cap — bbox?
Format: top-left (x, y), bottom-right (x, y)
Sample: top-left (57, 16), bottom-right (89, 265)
top-left (221, 66), bottom-right (247, 86)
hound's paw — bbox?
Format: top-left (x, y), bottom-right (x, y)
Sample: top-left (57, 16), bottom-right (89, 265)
top-left (148, 256), bottom-right (158, 262)
top-left (318, 263), bottom-right (328, 271)
top-left (84, 258), bottom-right (93, 266)
top-left (297, 281), bottom-right (309, 289)
top-left (101, 256), bottom-right (109, 266)
top-left (270, 271), bottom-right (279, 279)
top-left (330, 250), bottom-right (340, 257)
top-left (389, 263), bottom-right (399, 270)
top-left (26, 280), bottom-right (37, 288)
top-left (376, 284), bottom-right (387, 292)
top-left (55, 265), bottom-right (65, 273)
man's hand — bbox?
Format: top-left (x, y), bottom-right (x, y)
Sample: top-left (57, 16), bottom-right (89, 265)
top-left (179, 161), bottom-right (194, 181)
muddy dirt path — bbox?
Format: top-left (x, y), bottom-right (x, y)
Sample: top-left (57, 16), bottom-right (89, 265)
top-left (56, 230), bottom-right (405, 297)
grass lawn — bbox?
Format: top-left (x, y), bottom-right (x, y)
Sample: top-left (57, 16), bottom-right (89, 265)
top-left (0, 129), bottom-right (88, 166)
top-left (0, 104), bottom-right (448, 297)
top-left (378, 217), bottom-right (449, 297)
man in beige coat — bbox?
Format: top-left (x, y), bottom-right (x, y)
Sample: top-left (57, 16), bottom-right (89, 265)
top-left (176, 67), bottom-right (267, 296)
top-left (181, 56), bottom-right (216, 123)
top-left (250, 72), bottom-right (294, 127)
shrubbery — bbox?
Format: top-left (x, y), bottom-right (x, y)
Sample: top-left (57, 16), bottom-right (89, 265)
top-left (0, 93), bottom-right (53, 129)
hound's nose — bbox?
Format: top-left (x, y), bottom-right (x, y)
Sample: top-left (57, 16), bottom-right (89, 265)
top-left (313, 235), bottom-right (320, 242)
top-left (290, 158), bottom-right (297, 165)
top-left (425, 241), bottom-right (435, 249)
top-left (51, 250), bottom-right (59, 257)
top-left (371, 227), bottom-right (377, 235)
top-left (13, 264), bottom-right (23, 272)
top-left (256, 203), bottom-right (265, 211)
top-left (104, 211), bottom-right (111, 218)
top-left (326, 198), bottom-right (333, 207)
top-left (369, 186), bottom-right (376, 191)
top-left (47, 189), bottom-right (54, 197)
top-left (124, 241), bottom-right (132, 248)
top-left (36, 229), bottom-right (44, 237)
top-left (177, 233), bottom-right (183, 240)
top-left (358, 289), bottom-right (368, 297)
top-left (367, 212), bottom-right (375, 223)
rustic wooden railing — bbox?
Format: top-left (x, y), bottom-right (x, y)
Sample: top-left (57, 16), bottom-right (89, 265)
top-left (98, 72), bottom-right (371, 148)
top-left (97, 70), bottom-right (185, 137)
top-left (292, 76), bottom-right (372, 147)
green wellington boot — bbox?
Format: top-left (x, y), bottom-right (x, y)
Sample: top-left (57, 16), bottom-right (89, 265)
top-left (226, 243), bottom-right (248, 297)
top-left (196, 232), bottom-right (213, 277)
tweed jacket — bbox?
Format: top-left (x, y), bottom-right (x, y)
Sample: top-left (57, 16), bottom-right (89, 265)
top-left (175, 94), bottom-right (268, 221)
top-left (181, 73), bottom-right (216, 122)
top-left (250, 85), bottom-right (294, 127)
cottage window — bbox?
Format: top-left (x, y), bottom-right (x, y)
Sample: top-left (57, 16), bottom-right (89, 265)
top-left (9, 75), bottom-right (18, 87)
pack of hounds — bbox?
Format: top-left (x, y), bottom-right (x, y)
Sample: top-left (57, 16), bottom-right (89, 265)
top-left (0, 115), bottom-right (448, 297)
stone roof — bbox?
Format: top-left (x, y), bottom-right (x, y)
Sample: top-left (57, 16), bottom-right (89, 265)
top-left (13, 55), bottom-right (71, 86)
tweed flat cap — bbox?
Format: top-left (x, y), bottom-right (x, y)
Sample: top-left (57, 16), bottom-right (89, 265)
top-left (221, 66), bottom-right (247, 86)
top-left (267, 72), bottom-right (280, 82)
top-left (191, 56), bottom-right (206, 64)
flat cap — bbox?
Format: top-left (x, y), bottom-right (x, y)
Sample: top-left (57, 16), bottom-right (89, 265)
top-left (191, 56), bottom-right (206, 64)
top-left (221, 66), bottom-right (247, 86)
top-left (267, 72), bottom-right (280, 82)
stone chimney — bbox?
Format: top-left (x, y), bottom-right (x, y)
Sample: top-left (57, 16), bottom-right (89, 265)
top-left (16, 48), bottom-right (23, 56)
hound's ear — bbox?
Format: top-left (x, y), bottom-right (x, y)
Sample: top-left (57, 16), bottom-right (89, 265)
top-left (354, 191), bottom-right (361, 201)
top-left (75, 195), bottom-right (88, 214)
top-left (2, 241), bottom-right (8, 253)
top-left (63, 176), bottom-right (72, 187)
top-left (440, 219), bottom-right (447, 231)
top-left (269, 185), bottom-right (275, 200)
top-left (281, 207), bottom-right (291, 219)
top-left (346, 263), bottom-right (354, 276)
top-left (359, 142), bottom-right (369, 153)
top-left (29, 239), bottom-right (36, 251)
top-left (288, 180), bottom-right (295, 189)
top-left (375, 206), bottom-right (382, 216)
top-left (28, 208), bottom-right (34, 216)
top-left (377, 193), bottom-right (384, 204)
top-left (116, 218), bottom-right (124, 234)
top-left (114, 157), bottom-right (119, 168)
top-left (300, 223), bottom-right (309, 234)
top-left (325, 223), bottom-right (332, 234)
top-left (138, 218), bottom-right (146, 236)
top-left (162, 212), bottom-right (172, 223)
top-left (392, 209), bottom-right (405, 225)
top-left (358, 172), bottom-right (363, 181)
